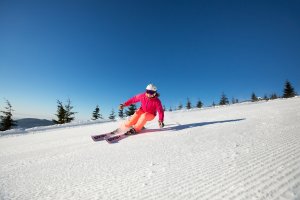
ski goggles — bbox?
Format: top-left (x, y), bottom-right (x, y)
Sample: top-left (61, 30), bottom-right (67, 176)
top-left (146, 90), bottom-right (156, 95)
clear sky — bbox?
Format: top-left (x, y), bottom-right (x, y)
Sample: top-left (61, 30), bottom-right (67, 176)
top-left (1, 0), bottom-right (300, 121)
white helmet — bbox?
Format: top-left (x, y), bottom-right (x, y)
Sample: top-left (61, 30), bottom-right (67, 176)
top-left (146, 83), bottom-right (157, 91)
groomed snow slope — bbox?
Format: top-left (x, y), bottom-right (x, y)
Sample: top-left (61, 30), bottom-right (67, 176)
top-left (1, 97), bottom-right (300, 200)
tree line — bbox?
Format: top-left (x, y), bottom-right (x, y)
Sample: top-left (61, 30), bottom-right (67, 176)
top-left (171, 80), bottom-right (297, 111)
top-left (0, 80), bottom-right (297, 131)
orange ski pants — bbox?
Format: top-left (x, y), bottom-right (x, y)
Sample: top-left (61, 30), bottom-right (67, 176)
top-left (124, 109), bottom-right (155, 132)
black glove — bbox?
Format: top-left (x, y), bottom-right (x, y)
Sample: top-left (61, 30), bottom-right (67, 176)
top-left (158, 121), bottom-right (165, 128)
top-left (119, 104), bottom-right (124, 110)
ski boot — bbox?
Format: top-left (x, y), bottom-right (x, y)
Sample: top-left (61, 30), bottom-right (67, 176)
top-left (125, 128), bottom-right (137, 135)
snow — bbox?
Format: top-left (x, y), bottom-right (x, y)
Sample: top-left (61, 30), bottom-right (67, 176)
top-left (0, 119), bottom-right (112, 137)
top-left (1, 97), bottom-right (300, 200)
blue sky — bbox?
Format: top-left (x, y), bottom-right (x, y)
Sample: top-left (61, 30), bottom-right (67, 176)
top-left (1, 0), bottom-right (300, 120)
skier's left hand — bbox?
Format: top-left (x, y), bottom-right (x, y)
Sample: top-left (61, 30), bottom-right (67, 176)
top-left (119, 104), bottom-right (124, 110)
top-left (158, 121), bottom-right (164, 128)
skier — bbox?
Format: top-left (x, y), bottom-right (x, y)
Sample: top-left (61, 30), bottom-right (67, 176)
top-left (119, 83), bottom-right (165, 135)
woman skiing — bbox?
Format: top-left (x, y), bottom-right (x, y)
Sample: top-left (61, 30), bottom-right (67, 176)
top-left (119, 83), bottom-right (165, 135)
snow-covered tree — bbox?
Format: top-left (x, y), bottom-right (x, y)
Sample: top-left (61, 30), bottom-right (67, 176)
top-left (0, 100), bottom-right (17, 131)
top-left (283, 80), bottom-right (296, 98)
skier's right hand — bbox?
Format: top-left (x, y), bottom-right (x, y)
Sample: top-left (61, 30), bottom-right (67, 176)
top-left (119, 104), bottom-right (124, 110)
top-left (158, 121), bottom-right (165, 128)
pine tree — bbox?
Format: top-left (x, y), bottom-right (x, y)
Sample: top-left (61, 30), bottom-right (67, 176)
top-left (53, 99), bottom-right (76, 124)
top-left (212, 101), bottom-right (216, 107)
top-left (0, 100), bottom-right (17, 131)
top-left (118, 108), bottom-right (124, 119)
top-left (169, 107), bottom-right (173, 112)
top-left (231, 97), bottom-right (239, 104)
top-left (232, 97), bottom-right (236, 104)
top-left (126, 104), bottom-right (136, 116)
top-left (251, 92), bottom-right (258, 102)
top-left (109, 109), bottom-right (116, 120)
top-left (270, 93), bottom-right (278, 100)
top-left (186, 98), bottom-right (192, 110)
top-left (178, 102), bottom-right (183, 110)
top-left (219, 93), bottom-right (229, 105)
top-left (92, 105), bottom-right (102, 120)
top-left (196, 100), bottom-right (203, 108)
top-left (283, 80), bottom-right (296, 98)
top-left (53, 100), bottom-right (66, 124)
top-left (64, 99), bottom-right (76, 123)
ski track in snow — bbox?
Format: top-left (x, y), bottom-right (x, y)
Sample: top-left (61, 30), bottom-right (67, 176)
top-left (0, 97), bottom-right (300, 200)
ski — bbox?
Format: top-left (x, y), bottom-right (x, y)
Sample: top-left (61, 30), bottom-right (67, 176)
top-left (91, 133), bottom-right (111, 141)
top-left (105, 127), bottom-right (171, 143)
top-left (92, 126), bottom-right (170, 143)
top-left (91, 129), bottom-right (119, 141)
top-left (106, 133), bottom-right (128, 143)
top-left (105, 128), bottom-right (138, 143)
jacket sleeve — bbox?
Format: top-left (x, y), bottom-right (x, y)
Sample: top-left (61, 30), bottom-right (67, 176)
top-left (123, 93), bottom-right (143, 107)
top-left (157, 100), bottom-right (164, 122)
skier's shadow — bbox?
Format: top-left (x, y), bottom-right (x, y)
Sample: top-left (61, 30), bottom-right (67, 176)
top-left (141, 118), bottom-right (245, 134)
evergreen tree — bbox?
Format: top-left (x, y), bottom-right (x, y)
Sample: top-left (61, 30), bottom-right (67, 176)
top-left (53, 100), bottom-right (66, 124)
top-left (232, 97), bottom-right (236, 104)
top-left (196, 100), bottom-right (203, 108)
top-left (169, 107), bottom-right (173, 112)
top-left (118, 108), bottom-right (124, 119)
top-left (186, 98), bottom-right (192, 110)
top-left (251, 92), bottom-right (258, 102)
top-left (263, 94), bottom-right (269, 101)
top-left (53, 99), bottom-right (76, 124)
top-left (231, 97), bottom-right (239, 104)
top-left (212, 101), bottom-right (216, 107)
top-left (219, 93), bottom-right (229, 105)
top-left (92, 105), bottom-right (102, 120)
top-left (270, 93), bottom-right (278, 100)
top-left (283, 80), bottom-right (296, 98)
top-left (178, 102), bottom-right (183, 110)
top-left (0, 100), bottom-right (17, 131)
top-left (109, 109), bottom-right (116, 120)
top-left (126, 104), bottom-right (137, 116)
top-left (64, 99), bottom-right (76, 123)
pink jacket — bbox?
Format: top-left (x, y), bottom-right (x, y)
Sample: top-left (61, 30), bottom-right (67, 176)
top-left (123, 93), bottom-right (164, 122)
